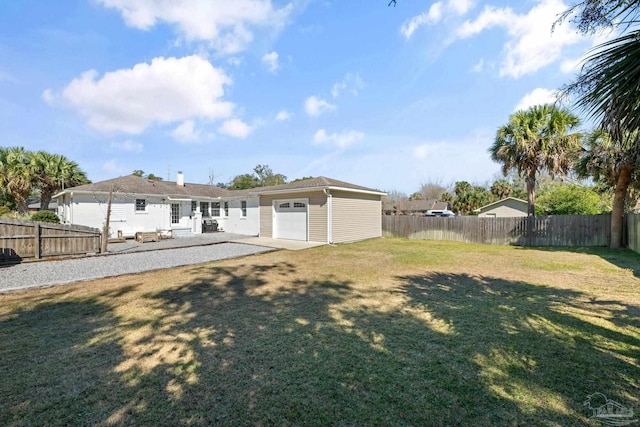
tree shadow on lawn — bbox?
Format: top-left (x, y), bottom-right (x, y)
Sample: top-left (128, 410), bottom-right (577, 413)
top-left (1, 263), bottom-right (638, 426)
top-left (0, 294), bottom-right (128, 426)
top-left (520, 245), bottom-right (640, 278)
top-left (398, 272), bottom-right (639, 425)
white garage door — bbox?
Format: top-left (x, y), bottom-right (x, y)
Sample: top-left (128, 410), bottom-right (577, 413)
top-left (274, 199), bottom-right (308, 241)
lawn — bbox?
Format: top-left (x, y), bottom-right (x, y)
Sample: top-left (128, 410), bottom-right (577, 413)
top-left (0, 238), bottom-right (638, 426)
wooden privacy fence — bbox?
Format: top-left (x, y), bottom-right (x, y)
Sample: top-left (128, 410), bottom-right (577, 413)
top-left (0, 218), bottom-right (101, 263)
top-left (382, 214), bottom-right (611, 247)
top-left (626, 214), bottom-right (640, 253)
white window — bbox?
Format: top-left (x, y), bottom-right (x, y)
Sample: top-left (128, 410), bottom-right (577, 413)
top-left (191, 201), bottom-right (197, 212)
top-left (294, 202), bottom-right (306, 208)
top-left (224, 201), bottom-right (229, 217)
top-left (135, 199), bottom-right (146, 212)
top-left (279, 202), bottom-right (290, 208)
top-left (212, 202), bottom-right (220, 217)
top-left (241, 201), bottom-right (247, 217)
top-left (171, 204), bottom-right (180, 224)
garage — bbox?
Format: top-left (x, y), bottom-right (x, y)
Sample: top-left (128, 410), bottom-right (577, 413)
top-left (273, 199), bottom-right (308, 241)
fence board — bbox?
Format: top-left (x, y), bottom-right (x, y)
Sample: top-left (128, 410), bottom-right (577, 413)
top-left (382, 215), bottom-right (611, 247)
top-left (0, 219), bottom-right (101, 263)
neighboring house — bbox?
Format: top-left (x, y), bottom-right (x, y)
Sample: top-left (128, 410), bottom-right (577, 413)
top-left (388, 199), bottom-right (451, 216)
top-left (474, 197), bottom-right (528, 217)
top-left (54, 173), bottom-right (385, 244)
top-left (28, 198), bottom-right (57, 214)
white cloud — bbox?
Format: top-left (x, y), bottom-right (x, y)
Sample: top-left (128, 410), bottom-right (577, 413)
top-left (401, 3), bottom-right (443, 39)
top-left (560, 56), bottom-right (583, 74)
top-left (102, 159), bottom-right (129, 175)
top-left (401, 0), bottom-right (473, 39)
top-left (172, 120), bottom-right (203, 143)
top-left (412, 143), bottom-right (441, 160)
top-left (61, 55), bottom-right (234, 134)
top-left (304, 96), bottom-right (335, 117)
top-left (331, 81), bottom-right (346, 99)
top-left (96, 0), bottom-right (292, 55)
top-left (331, 73), bottom-right (365, 98)
top-left (471, 58), bottom-right (484, 73)
top-left (262, 51), bottom-right (279, 73)
top-left (456, 0), bottom-right (583, 78)
top-left (275, 110), bottom-right (291, 121)
top-left (449, 0), bottom-right (473, 15)
top-left (110, 139), bottom-right (143, 152)
top-left (218, 118), bottom-right (251, 138)
top-left (41, 89), bottom-right (55, 105)
top-left (313, 129), bottom-right (364, 149)
top-left (514, 88), bottom-right (558, 111)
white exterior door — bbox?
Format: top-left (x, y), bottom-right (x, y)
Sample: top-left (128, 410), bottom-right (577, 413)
top-left (273, 199), bottom-right (308, 241)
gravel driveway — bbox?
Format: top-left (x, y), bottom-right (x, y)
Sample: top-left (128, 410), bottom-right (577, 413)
top-left (0, 242), bottom-right (273, 293)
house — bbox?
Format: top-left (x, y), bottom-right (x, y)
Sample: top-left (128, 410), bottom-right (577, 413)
top-left (28, 198), bottom-right (57, 214)
top-left (474, 197), bottom-right (528, 217)
top-left (388, 199), bottom-right (451, 216)
top-left (53, 173), bottom-right (385, 244)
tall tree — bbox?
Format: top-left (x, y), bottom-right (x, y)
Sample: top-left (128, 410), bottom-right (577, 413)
top-left (254, 164), bottom-right (287, 186)
top-left (418, 180), bottom-right (447, 200)
top-left (452, 181), bottom-right (493, 215)
top-left (557, 1), bottom-right (640, 247)
top-left (490, 179), bottom-right (513, 200)
top-left (576, 129), bottom-right (640, 247)
top-left (132, 170), bottom-right (162, 181)
top-left (490, 104), bottom-right (582, 216)
top-left (33, 151), bottom-right (90, 210)
top-left (0, 147), bottom-right (36, 215)
top-left (228, 165), bottom-right (287, 189)
top-left (228, 174), bottom-right (259, 190)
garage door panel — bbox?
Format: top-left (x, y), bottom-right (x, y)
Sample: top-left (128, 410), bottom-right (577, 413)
top-left (274, 199), bottom-right (307, 241)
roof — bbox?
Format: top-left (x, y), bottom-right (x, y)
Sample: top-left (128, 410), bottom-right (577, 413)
top-left (55, 175), bottom-right (231, 199)
top-left (247, 176), bottom-right (385, 196)
top-left (473, 197), bottom-right (528, 212)
top-left (400, 199), bottom-right (441, 211)
top-left (55, 175), bottom-right (384, 199)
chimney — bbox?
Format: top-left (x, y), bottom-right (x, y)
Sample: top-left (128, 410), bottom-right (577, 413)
top-left (177, 171), bottom-right (184, 187)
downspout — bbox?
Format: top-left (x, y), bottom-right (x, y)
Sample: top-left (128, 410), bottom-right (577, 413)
top-left (324, 188), bottom-right (333, 244)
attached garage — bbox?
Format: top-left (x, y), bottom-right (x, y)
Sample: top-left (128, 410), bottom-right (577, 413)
top-left (255, 177), bottom-right (385, 244)
top-left (273, 199), bottom-right (308, 241)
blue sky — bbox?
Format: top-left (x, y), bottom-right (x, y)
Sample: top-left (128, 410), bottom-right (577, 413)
top-left (0, 0), bottom-right (606, 194)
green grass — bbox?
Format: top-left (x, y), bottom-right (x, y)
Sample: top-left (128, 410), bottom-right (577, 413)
top-left (0, 238), bottom-right (638, 426)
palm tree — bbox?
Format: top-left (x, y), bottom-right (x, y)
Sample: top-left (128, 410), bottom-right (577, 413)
top-left (576, 129), bottom-right (640, 247)
top-left (489, 104), bottom-right (582, 216)
top-left (565, 30), bottom-right (640, 143)
top-left (0, 147), bottom-right (37, 215)
top-left (490, 179), bottom-right (512, 200)
top-left (33, 151), bottom-right (90, 210)
top-left (558, 1), bottom-right (640, 248)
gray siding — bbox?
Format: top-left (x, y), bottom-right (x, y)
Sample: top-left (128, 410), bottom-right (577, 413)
top-left (478, 199), bottom-right (527, 217)
top-left (331, 191), bottom-right (382, 243)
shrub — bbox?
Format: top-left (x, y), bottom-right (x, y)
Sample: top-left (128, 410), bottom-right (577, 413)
top-left (536, 184), bottom-right (603, 215)
top-left (0, 206), bottom-right (10, 217)
top-left (31, 210), bottom-right (60, 224)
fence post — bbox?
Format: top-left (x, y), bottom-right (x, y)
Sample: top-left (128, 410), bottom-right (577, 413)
top-left (34, 223), bottom-right (41, 259)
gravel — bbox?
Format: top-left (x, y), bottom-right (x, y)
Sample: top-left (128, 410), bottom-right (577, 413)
top-left (0, 243), bottom-right (274, 293)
